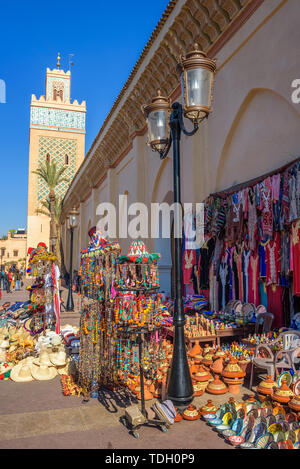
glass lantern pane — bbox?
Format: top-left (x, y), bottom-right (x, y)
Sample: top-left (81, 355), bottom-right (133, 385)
top-left (69, 215), bottom-right (77, 227)
top-left (148, 110), bottom-right (168, 142)
top-left (186, 67), bottom-right (212, 108)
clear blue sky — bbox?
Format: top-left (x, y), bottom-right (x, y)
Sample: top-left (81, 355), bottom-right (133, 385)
top-left (0, 0), bottom-right (169, 237)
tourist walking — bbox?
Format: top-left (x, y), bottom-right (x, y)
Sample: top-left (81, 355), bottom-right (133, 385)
top-left (15, 270), bottom-right (21, 291)
top-left (6, 271), bottom-right (11, 293)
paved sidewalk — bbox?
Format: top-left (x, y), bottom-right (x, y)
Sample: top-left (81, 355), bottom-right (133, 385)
top-left (0, 286), bottom-right (238, 449)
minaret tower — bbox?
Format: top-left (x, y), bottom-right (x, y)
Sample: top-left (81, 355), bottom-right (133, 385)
top-left (26, 54), bottom-right (86, 252)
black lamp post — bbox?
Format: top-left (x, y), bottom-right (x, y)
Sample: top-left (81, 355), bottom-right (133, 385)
top-left (66, 207), bottom-right (79, 312)
top-left (142, 44), bottom-right (216, 406)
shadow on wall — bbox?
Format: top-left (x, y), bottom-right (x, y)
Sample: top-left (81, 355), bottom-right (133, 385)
top-left (216, 88), bottom-right (300, 191)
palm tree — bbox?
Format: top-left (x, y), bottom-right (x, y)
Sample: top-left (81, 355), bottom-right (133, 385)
top-left (36, 196), bottom-right (64, 269)
top-left (32, 160), bottom-right (69, 257)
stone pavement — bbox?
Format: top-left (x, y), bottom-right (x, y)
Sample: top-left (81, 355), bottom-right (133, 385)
top-left (0, 285), bottom-right (256, 449)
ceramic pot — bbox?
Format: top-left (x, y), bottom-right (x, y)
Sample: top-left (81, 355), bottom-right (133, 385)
top-left (188, 341), bottom-right (203, 358)
top-left (221, 357), bottom-right (246, 379)
top-left (214, 347), bottom-right (226, 359)
top-left (210, 357), bottom-right (224, 375)
top-left (223, 376), bottom-right (244, 394)
top-left (272, 380), bottom-right (294, 404)
top-left (238, 359), bottom-right (251, 374)
top-left (257, 375), bottom-right (277, 396)
top-left (200, 399), bottom-right (218, 416)
top-left (182, 404), bottom-right (200, 421)
top-left (206, 376), bottom-right (228, 395)
top-left (201, 353), bottom-right (214, 367)
top-left (193, 365), bottom-right (212, 382)
top-left (193, 382), bottom-right (205, 397)
top-left (288, 395), bottom-right (300, 412)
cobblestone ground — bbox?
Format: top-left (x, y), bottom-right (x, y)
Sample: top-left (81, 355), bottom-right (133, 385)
top-left (0, 283), bottom-right (247, 449)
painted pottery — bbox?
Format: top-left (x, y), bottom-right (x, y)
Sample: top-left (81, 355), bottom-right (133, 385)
top-left (257, 375), bottom-right (277, 396)
top-left (272, 379), bottom-right (294, 404)
top-left (277, 371), bottom-right (292, 388)
top-left (203, 413), bottom-right (217, 421)
top-left (206, 376), bottom-right (228, 395)
top-left (273, 405), bottom-right (286, 416)
top-left (210, 357), bottom-right (223, 375)
top-left (200, 400), bottom-right (218, 416)
top-left (240, 441), bottom-right (255, 449)
top-left (255, 433), bottom-right (273, 449)
top-left (222, 429), bottom-right (236, 439)
top-left (222, 412), bottom-right (233, 426)
top-left (193, 382), bottom-right (205, 397)
top-left (231, 418), bottom-right (244, 435)
top-left (193, 365), bottom-right (212, 382)
top-left (182, 404), bottom-right (200, 421)
top-left (221, 357), bottom-right (246, 379)
top-left (285, 430), bottom-right (296, 443)
top-left (188, 341), bottom-right (203, 358)
top-left (228, 434), bottom-right (245, 446)
top-left (201, 353), bottom-right (214, 367)
top-left (208, 417), bottom-right (223, 427)
top-left (215, 424), bottom-right (231, 433)
top-left (288, 395), bottom-right (300, 412)
top-left (223, 376), bottom-right (244, 394)
top-left (272, 430), bottom-right (285, 442)
top-left (214, 347), bottom-right (226, 359)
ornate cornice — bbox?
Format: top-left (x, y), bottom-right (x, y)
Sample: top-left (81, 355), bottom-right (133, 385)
top-left (62, 0), bottom-right (260, 220)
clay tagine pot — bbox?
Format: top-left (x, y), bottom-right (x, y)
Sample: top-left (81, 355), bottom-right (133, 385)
top-left (288, 395), bottom-right (300, 413)
top-left (193, 365), bottom-right (212, 383)
top-left (193, 381), bottom-right (205, 397)
top-left (188, 341), bottom-right (203, 359)
top-left (182, 404), bottom-right (200, 421)
top-left (210, 357), bottom-right (224, 375)
top-left (206, 375), bottom-right (228, 395)
top-left (201, 352), bottom-right (214, 367)
top-left (213, 347), bottom-right (226, 359)
top-left (257, 375), bottom-right (277, 396)
top-left (238, 359), bottom-right (251, 374)
top-left (272, 380), bottom-right (294, 404)
top-left (199, 399), bottom-right (218, 416)
top-left (194, 353), bottom-right (204, 364)
top-left (221, 357), bottom-right (246, 379)
top-left (223, 376), bottom-right (244, 394)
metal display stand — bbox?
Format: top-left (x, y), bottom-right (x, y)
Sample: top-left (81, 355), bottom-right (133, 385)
top-left (118, 324), bottom-right (168, 439)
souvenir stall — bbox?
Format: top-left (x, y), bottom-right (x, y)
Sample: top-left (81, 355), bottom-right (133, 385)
top-left (181, 157), bottom-right (300, 330)
top-left (114, 240), bottom-right (173, 437)
top-left (77, 231), bottom-right (121, 396)
top-left (0, 243), bottom-right (71, 383)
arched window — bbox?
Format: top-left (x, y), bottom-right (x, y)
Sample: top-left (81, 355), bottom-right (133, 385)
top-left (65, 154), bottom-right (69, 165)
top-left (46, 153), bottom-right (50, 162)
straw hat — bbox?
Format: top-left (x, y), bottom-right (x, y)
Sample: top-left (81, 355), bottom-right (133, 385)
top-left (33, 350), bottom-right (54, 367)
top-left (30, 363), bottom-right (57, 381)
top-left (56, 358), bottom-right (76, 375)
top-left (10, 362), bottom-right (34, 382)
top-left (49, 350), bottom-right (67, 367)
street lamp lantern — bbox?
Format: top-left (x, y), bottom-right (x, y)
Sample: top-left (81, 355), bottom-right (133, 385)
top-left (68, 207), bottom-right (79, 229)
top-left (142, 42), bottom-right (217, 407)
top-left (142, 90), bottom-right (171, 154)
top-left (177, 43), bottom-right (216, 124)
